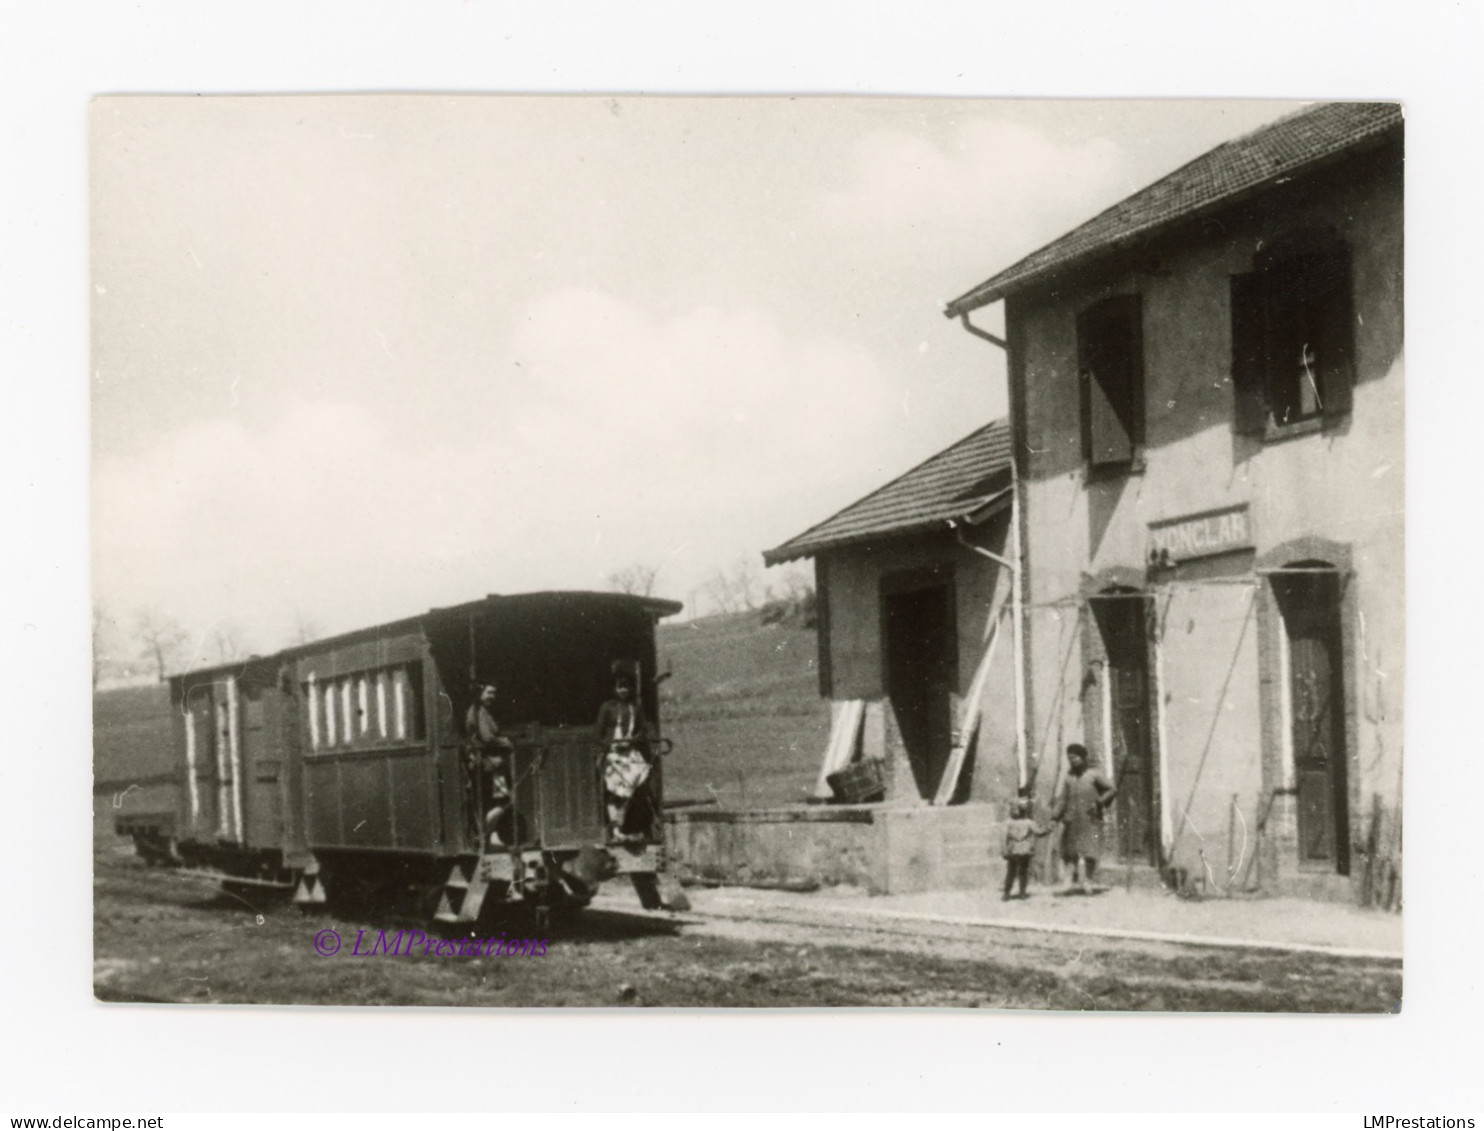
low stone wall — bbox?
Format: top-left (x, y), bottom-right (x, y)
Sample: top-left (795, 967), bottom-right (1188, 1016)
top-left (665, 802), bottom-right (999, 895)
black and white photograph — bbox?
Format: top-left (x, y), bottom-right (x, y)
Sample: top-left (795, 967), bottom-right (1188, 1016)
top-left (89, 95), bottom-right (1405, 1012)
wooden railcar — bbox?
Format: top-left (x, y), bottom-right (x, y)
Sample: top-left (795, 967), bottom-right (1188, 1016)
top-left (128, 591), bottom-right (686, 922)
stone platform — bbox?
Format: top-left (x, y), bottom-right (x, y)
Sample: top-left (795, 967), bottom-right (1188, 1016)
top-left (665, 802), bottom-right (999, 895)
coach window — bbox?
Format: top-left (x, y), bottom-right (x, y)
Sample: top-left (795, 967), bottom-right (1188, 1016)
top-left (324, 680), bottom-right (337, 746)
top-left (392, 668), bottom-right (408, 739)
top-left (390, 664), bottom-right (426, 742)
top-left (1077, 293), bottom-right (1145, 476)
top-left (305, 677), bottom-right (321, 749)
top-left (356, 675), bottom-right (371, 738)
top-left (1231, 231), bottom-right (1355, 436)
top-left (375, 671), bottom-right (390, 739)
top-left (339, 679), bottom-right (354, 746)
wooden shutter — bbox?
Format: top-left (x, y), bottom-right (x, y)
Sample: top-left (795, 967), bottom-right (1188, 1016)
top-left (1229, 272), bottom-right (1269, 435)
top-left (1113, 293), bottom-right (1145, 447)
top-left (1077, 297), bottom-right (1140, 466)
top-left (1316, 244), bottom-right (1355, 420)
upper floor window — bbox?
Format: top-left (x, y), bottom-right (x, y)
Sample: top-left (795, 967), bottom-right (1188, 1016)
top-left (1231, 234), bottom-right (1355, 436)
top-left (1076, 294), bottom-right (1145, 474)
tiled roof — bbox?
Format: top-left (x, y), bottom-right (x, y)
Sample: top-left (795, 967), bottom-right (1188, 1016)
top-left (945, 102), bottom-right (1403, 315)
top-left (763, 420), bottom-right (1012, 565)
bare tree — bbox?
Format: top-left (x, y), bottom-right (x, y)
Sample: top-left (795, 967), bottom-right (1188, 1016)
top-left (760, 562), bottom-right (817, 625)
top-left (290, 609), bottom-right (321, 647)
top-left (730, 555), bottom-right (759, 611)
top-left (702, 568), bottom-right (742, 615)
top-left (134, 606), bottom-right (188, 682)
top-left (208, 622), bottom-right (253, 664)
top-left (92, 601), bottom-right (117, 689)
top-left (765, 563), bottom-right (813, 605)
top-left (700, 556), bottom-right (763, 615)
top-left (606, 562), bottom-right (661, 597)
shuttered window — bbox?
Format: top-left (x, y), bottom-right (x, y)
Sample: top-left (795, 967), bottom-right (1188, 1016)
top-left (1077, 294), bottom-right (1144, 472)
top-left (1230, 240), bottom-right (1355, 434)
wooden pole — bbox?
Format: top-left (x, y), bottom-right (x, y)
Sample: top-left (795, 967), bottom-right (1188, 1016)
top-left (1226, 793), bottom-right (1237, 896)
top-left (1363, 793), bottom-right (1382, 908)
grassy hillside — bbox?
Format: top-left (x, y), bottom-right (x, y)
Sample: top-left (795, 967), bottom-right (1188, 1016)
top-left (93, 683), bottom-right (176, 841)
top-left (93, 684), bottom-right (173, 787)
top-left (655, 610), bottom-right (829, 807)
top-left (656, 611), bottom-right (822, 717)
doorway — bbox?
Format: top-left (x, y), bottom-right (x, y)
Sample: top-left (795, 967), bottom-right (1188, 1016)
top-left (1093, 589), bottom-right (1159, 865)
top-left (1273, 564), bottom-right (1350, 875)
top-left (882, 577), bottom-right (956, 801)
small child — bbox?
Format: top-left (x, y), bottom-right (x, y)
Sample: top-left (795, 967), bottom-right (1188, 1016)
top-left (1000, 798), bottom-right (1044, 901)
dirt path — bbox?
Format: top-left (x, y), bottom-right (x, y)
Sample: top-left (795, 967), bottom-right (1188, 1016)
top-left (94, 857), bottom-right (1400, 1011)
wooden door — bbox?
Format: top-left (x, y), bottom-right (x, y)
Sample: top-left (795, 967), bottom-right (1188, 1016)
top-left (1278, 571), bottom-right (1350, 874)
top-left (883, 583), bottom-right (956, 801)
top-left (1097, 594), bottom-right (1158, 865)
top-left (528, 727), bottom-right (607, 850)
top-left (242, 683), bottom-right (286, 850)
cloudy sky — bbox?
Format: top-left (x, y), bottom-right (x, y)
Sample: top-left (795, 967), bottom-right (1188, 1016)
top-left (91, 96), bottom-right (1299, 655)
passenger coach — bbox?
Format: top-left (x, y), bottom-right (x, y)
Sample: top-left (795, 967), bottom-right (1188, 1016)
top-left (131, 591), bottom-right (687, 923)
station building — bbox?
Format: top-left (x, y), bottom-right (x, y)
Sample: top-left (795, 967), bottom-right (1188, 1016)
top-left (669, 423), bottom-right (1019, 893)
top-left (945, 102), bottom-right (1404, 902)
top-left (763, 419), bottom-right (1019, 810)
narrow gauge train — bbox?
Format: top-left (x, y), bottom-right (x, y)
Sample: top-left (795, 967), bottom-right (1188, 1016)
top-left (121, 591), bottom-right (689, 924)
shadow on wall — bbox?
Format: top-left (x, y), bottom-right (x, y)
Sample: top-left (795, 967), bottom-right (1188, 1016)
top-left (1013, 142), bottom-right (1403, 487)
top-left (1087, 472), bottom-right (1134, 563)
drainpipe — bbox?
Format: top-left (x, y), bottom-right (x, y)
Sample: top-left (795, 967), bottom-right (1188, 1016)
top-left (952, 519), bottom-right (1028, 789)
top-left (957, 313), bottom-right (1007, 350)
top-left (952, 308), bottom-right (1030, 790)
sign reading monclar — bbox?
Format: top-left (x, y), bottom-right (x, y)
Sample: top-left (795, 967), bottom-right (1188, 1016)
top-left (1148, 503), bottom-right (1253, 566)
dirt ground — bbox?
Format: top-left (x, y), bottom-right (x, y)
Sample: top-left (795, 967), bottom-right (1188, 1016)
top-left (94, 851), bottom-right (1400, 1011)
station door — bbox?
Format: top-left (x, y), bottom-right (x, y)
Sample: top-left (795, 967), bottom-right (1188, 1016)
top-left (1095, 592), bottom-right (1159, 866)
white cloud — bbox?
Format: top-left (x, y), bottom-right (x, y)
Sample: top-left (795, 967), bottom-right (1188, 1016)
top-left (817, 117), bottom-right (1125, 257)
top-left (92, 401), bottom-right (484, 652)
top-left (93, 292), bottom-right (903, 648)
top-left (510, 289), bottom-right (897, 493)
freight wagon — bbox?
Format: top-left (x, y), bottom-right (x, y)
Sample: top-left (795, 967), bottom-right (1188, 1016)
top-left (122, 591), bottom-right (688, 924)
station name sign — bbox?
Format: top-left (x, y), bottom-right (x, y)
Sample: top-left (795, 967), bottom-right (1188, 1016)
top-left (1148, 504), bottom-right (1252, 567)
